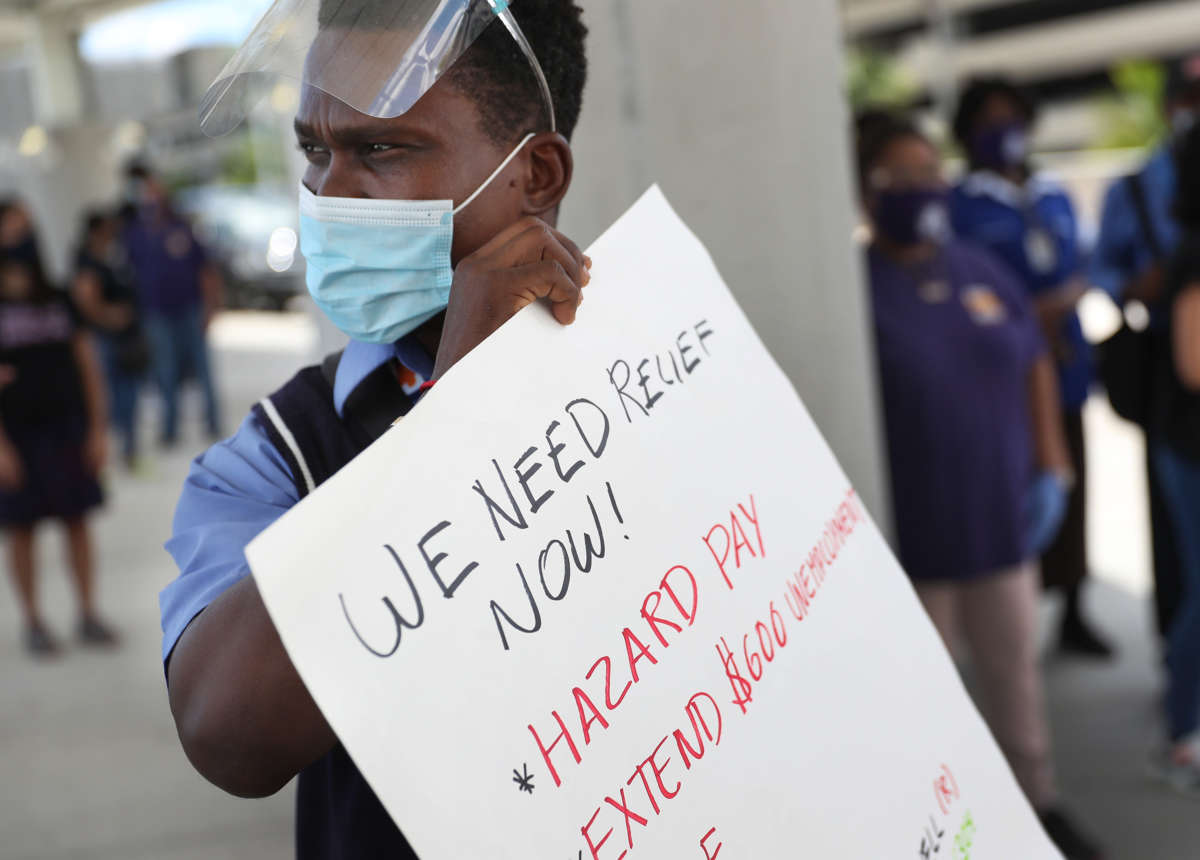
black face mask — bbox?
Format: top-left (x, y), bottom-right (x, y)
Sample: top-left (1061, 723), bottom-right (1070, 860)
top-left (3, 235), bottom-right (39, 266)
top-left (873, 188), bottom-right (951, 246)
top-left (969, 122), bottom-right (1029, 171)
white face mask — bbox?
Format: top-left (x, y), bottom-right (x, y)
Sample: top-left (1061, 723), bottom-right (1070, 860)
top-left (298, 132), bottom-right (536, 344)
top-left (1173, 109), bottom-right (1197, 142)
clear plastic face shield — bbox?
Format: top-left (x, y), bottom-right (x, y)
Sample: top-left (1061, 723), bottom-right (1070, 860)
top-left (199, 0), bottom-right (556, 137)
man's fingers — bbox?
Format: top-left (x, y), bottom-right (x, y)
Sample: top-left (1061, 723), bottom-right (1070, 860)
top-left (506, 260), bottom-right (582, 324)
top-left (549, 228), bottom-right (588, 282)
top-left (480, 218), bottom-right (589, 286)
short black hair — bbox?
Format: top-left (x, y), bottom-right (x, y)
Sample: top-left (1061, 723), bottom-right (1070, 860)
top-left (0, 199), bottom-right (55, 302)
top-left (952, 77), bottom-right (1037, 147)
top-left (854, 110), bottom-right (928, 195)
top-left (125, 160), bottom-right (152, 182)
top-left (318, 0), bottom-right (588, 144)
top-left (1174, 123), bottom-right (1200, 228)
top-left (82, 208), bottom-right (112, 238)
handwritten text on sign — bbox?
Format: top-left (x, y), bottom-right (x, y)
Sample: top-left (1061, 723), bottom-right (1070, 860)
top-left (247, 186), bottom-right (1062, 859)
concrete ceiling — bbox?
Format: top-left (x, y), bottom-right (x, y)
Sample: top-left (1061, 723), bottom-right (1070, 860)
top-left (0, 0), bottom-right (144, 55)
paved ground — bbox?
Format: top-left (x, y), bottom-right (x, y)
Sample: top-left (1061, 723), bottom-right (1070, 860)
top-left (0, 313), bottom-right (309, 860)
top-left (0, 313), bottom-right (1195, 859)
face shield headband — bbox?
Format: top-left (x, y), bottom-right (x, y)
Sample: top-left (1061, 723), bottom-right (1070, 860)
top-left (198, 0), bottom-right (556, 137)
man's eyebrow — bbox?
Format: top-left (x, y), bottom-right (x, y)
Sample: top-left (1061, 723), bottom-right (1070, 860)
top-left (292, 117), bottom-right (431, 146)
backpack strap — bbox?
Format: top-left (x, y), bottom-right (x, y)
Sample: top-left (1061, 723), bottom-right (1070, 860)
top-left (252, 349), bottom-right (417, 500)
top-left (251, 359), bottom-right (362, 499)
top-left (257, 394), bottom-right (317, 495)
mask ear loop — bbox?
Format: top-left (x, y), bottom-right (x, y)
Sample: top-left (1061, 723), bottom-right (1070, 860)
top-left (453, 132), bottom-right (537, 215)
top-left (490, 1), bottom-right (557, 134)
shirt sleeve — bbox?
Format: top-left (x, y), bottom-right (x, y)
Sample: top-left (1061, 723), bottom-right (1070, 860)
top-left (159, 412), bottom-right (299, 666)
top-left (1089, 179), bottom-right (1136, 300)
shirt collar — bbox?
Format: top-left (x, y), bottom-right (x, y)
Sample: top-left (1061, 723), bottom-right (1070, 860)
top-left (333, 333), bottom-right (435, 418)
top-left (960, 169), bottom-right (1058, 208)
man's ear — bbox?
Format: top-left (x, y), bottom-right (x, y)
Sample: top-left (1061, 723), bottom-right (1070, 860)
top-left (522, 132), bottom-right (573, 218)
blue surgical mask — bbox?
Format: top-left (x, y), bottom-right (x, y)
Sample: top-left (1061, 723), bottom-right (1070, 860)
top-left (299, 133), bottom-right (535, 344)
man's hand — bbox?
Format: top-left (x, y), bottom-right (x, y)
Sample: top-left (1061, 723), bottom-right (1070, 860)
top-left (432, 217), bottom-right (591, 380)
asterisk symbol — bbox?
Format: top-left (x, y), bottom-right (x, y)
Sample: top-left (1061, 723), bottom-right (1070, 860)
top-left (513, 763), bottom-right (535, 794)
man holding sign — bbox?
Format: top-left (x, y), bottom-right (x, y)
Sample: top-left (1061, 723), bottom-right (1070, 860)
top-left (159, 1), bottom-right (590, 855)
top-left (160, 2), bottom-right (1069, 858)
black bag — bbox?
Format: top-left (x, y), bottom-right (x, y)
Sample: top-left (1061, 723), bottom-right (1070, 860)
top-left (1098, 320), bottom-right (1153, 425)
top-left (1097, 172), bottom-right (1159, 428)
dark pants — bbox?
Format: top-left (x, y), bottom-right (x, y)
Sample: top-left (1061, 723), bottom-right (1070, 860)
top-left (144, 306), bottom-right (220, 443)
top-left (1154, 444), bottom-right (1200, 739)
top-left (1150, 438), bottom-right (1185, 637)
top-left (96, 334), bottom-right (141, 461)
top-left (1042, 409), bottom-right (1087, 592)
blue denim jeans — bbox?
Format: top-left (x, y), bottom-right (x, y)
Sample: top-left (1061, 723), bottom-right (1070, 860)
top-left (1154, 443), bottom-right (1200, 740)
top-left (96, 334), bottom-right (141, 461)
top-left (143, 306), bottom-right (220, 443)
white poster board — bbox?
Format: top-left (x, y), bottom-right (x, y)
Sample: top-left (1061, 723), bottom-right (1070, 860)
top-left (247, 186), bottom-right (1062, 859)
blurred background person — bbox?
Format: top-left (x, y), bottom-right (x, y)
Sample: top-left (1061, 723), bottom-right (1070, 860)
top-left (72, 209), bottom-right (147, 469)
top-left (0, 199), bottom-right (116, 656)
top-left (857, 114), bottom-right (1101, 860)
top-left (949, 78), bottom-right (1114, 659)
top-left (1091, 57), bottom-right (1200, 643)
top-left (1147, 121), bottom-right (1200, 790)
top-left (123, 163), bottom-right (223, 449)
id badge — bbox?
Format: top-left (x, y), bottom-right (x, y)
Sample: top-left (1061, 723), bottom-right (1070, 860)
top-left (1024, 228), bottom-right (1058, 275)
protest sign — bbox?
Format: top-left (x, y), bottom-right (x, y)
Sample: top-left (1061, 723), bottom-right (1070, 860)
top-left (247, 186), bottom-right (1062, 858)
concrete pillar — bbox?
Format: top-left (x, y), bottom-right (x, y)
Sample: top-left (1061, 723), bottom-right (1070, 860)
top-left (0, 126), bottom-right (122, 282)
top-left (563, 0), bottom-right (891, 527)
top-left (28, 12), bottom-right (84, 128)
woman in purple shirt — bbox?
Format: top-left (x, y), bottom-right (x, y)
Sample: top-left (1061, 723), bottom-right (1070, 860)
top-left (856, 114), bottom-right (1101, 860)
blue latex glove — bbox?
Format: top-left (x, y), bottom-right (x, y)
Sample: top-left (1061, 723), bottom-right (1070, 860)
top-left (1023, 471), bottom-right (1070, 558)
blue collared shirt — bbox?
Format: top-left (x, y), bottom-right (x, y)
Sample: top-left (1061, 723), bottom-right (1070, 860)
top-left (950, 170), bottom-right (1093, 410)
top-left (1090, 145), bottom-right (1178, 300)
top-left (158, 336), bottom-right (433, 664)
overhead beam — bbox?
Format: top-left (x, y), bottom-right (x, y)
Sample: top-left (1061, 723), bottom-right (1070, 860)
top-left (885, 0), bottom-right (1200, 86)
top-left (841, 0), bottom-right (1014, 38)
top-left (950, 0), bottom-right (1200, 79)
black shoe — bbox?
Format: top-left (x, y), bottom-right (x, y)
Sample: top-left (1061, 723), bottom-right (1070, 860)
top-left (78, 615), bottom-right (119, 647)
top-left (24, 622), bottom-right (61, 658)
top-left (1059, 613), bottom-right (1116, 660)
top-left (1039, 808), bottom-right (1103, 860)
